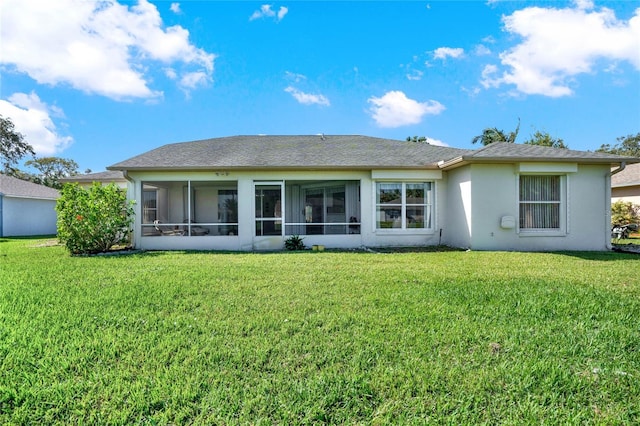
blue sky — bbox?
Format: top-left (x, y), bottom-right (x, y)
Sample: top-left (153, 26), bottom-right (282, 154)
top-left (1, 0), bottom-right (639, 173)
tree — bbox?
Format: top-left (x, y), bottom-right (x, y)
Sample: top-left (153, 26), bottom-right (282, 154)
top-left (56, 183), bottom-right (135, 255)
top-left (406, 136), bottom-right (428, 143)
top-left (471, 118), bottom-right (520, 146)
top-left (523, 130), bottom-right (568, 149)
top-left (597, 132), bottom-right (640, 157)
top-left (24, 157), bottom-right (79, 189)
top-left (0, 115), bottom-right (35, 174)
top-left (611, 200), bottom-right (639, 226)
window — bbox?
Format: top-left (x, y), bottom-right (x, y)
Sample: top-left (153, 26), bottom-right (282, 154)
top-left (142, 189), bottom-right (157, 223)
top-left (375, 182), bottom-right (432, 230)
top-left (519, 175), bottom-right (562, 230)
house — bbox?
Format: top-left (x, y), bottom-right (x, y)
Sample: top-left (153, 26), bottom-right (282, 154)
top-left (0, 174), bottom-right (59, 237)
top-left (60, 170), bottom-right (127, 189)
top-left (611, 162), bottom-right (640, 206)
top-left (107, 135), bottom-right (639, 251)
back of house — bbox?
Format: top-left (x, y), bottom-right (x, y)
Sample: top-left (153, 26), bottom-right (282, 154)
top-left (107, 135), bottom-right (639, 252)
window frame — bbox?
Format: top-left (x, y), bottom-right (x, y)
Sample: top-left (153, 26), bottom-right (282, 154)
top-left (373, 181), bottom-right (434, 233)
top-left (517, 174), bottom-right (568, 236)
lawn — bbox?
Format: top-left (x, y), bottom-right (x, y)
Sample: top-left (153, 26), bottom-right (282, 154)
top-left (1, 238), bottom-right (639, 424)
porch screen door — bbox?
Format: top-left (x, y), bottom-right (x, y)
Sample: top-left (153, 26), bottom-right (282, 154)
top-left (255, 183), bottom-right (283, 236)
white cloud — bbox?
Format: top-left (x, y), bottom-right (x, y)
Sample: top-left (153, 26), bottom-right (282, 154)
top-left (250, 5), bottom-right (288, 22)
top-left (367, 91), bottom-right (445, 128)
top-left (164, 68), bottom-right (178, 80)
top-left (277, 6), bottom-right (289, 21)
top-left (433, 47), bottom-right (464, 60)
top-left (170, 3), bottom-right (181, 14)
top-left (284, 86), bottom-right (330, 106)
top-left (285, 71), bottom-right (307, 83)
top-left (180, 71), bottom-right (209, 90)
top-left (406, 70), bottom-right (424, 81)
top-left (474, 44), bottom-right (492, 56)
top-left (0, 0), bottom-right (215, 101)
top-left (482, 35), bottom-right (497, 44)
top-left (483, 3), bottom-right (640, 97)
top-left (0, 92), bottom-right (73, 156)
top-left (574, 0), bottom-right (594, 10)
top-left (425, 137), bottom-right (448, 147)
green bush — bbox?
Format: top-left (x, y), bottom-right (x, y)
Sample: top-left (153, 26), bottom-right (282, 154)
top-left (56, 183), bottom-right (135, 255)
top-left (284, 234), bottom-right (306, 251)
top-left (611, 200), bottom-right (639, 226)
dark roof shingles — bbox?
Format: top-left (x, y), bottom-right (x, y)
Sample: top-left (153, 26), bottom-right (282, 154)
top-left (0, 174), bottom-right (59, 199)
top-left (463, 142), bottom-right (638, 162)
top-left (109, 135), bottom-right (470, 170)
top-left (60, 170), bottom-right (126, 183)
top-left (108, 136), bottom-right (639, 171)
top-left (612, 162), bottom-right (640, 187)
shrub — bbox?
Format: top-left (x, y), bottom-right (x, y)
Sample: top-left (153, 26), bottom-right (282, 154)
top-left (284, 235), bottom-right (306, 251)
top-left (56, 183), bottom-right (135, 255)
top-left (611, 200), bottom-right (640, 226)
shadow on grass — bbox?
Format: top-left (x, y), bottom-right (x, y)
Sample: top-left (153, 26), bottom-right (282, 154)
top-left (555, 250), bottom-right (639, 261)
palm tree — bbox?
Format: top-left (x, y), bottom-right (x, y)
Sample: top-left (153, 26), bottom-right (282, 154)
top-left (471, 118), bottom-right (520, 146)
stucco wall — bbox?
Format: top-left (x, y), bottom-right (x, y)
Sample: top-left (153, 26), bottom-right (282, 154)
top-left (2, 196), bottom-right (57, 237)
top-left (466, 163), bottom-right (611, 251)
top-left (122, 164), bottom-right (613, 252)
top-left (443, 166), bottom-right (472, 249)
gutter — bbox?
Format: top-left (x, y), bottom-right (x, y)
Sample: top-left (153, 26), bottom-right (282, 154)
top-left (609, 161), bottom-right (626, 177)
top-left (0, 193), bottom-right (3, 237)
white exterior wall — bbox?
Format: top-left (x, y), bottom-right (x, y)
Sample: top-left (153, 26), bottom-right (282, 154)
top-left (126, 169), bottom-right (444, 251)
top-left (1, 196), bottom-right (57, 237)
top-left (465, 163), bottom-right (611, 251)
top-left (443, 166), bottom-right (472, 249)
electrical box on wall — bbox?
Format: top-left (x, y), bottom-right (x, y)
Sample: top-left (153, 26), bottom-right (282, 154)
top-left (501, 216), bottom-right (516, 229)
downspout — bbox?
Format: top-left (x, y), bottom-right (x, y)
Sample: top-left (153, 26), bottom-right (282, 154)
top-left (605, 162), bottom-right (626, 250)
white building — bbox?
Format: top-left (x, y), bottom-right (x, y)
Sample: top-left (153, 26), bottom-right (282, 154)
top-left (0, 174), bottom-right (59, 237)
top-left (107, 135), bottom-right (639, 251)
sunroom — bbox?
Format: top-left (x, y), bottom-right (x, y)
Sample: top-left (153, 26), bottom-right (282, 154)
top-left (139, 179), bottom-right (363, 238)
top-left (141, 180), bottom-right (238, 237)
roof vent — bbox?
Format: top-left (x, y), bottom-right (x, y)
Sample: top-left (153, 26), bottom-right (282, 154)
top-left (320, 133), bottom-right (325, 141)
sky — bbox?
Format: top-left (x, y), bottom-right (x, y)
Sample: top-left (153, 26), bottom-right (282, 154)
top-left (1, 0), bottom-right (639, 173)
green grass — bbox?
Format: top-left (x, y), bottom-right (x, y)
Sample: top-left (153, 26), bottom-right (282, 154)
top-left (612, 234), bottom-right (640, 245)
top-left (1, 238), bottom-right (639, 424)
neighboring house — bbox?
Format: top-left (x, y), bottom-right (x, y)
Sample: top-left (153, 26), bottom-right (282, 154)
top-left (0, 174), bottom-right (59, 237)
top-left (611, 162), bottom-right (640, 206)
top-left (59, 170), bottom-right (127, 189)
top-left (107, 135), bottom-right (639, 252)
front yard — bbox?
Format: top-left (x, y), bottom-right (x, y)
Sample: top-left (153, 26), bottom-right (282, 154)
top-left (1, 238), bottom-right (639, 424)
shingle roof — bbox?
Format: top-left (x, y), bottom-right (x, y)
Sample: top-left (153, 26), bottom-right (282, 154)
top-left (0, 174), bottom-right (60, 199)
top-left (612, 162), bottom-right (640, 188)
top-left (439, 142), bottom-right (640, 169)
top-left (108, 136), bottom-right (639, 172)
top-left (108, 135), bottom-right (471, 170)
top-left (60, 170), bottom-right (126, 183)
